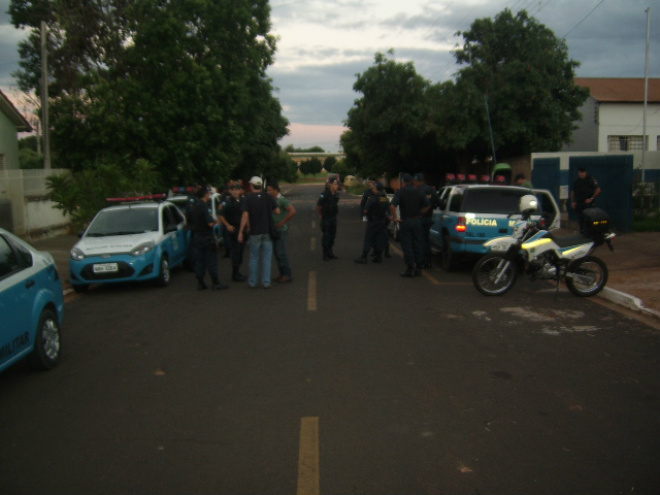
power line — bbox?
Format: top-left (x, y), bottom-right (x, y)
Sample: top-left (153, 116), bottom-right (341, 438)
top-left (562, 0), bottom-right (607, 38)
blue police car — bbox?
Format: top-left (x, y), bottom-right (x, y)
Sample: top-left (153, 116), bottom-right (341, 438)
top-left (69, 195), bottom-right (190, 292)
top-left (0, 227), bottom-right (64, 372)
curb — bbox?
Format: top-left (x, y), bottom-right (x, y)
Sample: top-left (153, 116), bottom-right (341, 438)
top-left (600, 287), bottom-right (660, 321)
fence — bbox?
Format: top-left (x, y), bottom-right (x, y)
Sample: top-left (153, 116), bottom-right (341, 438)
top-left (0, 168), bottom-right (71, 238)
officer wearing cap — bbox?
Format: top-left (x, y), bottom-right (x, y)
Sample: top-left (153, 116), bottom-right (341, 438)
top-left (413, 172), bottom-right (439, 268)
top-left (191, 187), bottom-right (228, 290)
top-left (317, 178), bottom-right (340, 261)
top-left (390, 173), bottom-right (430, 277)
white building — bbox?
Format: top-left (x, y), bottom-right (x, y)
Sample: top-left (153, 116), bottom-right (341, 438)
top-left (564, 78), bottom-right (660, 152)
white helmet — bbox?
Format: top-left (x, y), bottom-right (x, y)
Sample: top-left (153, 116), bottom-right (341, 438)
top-left (519, 194), bottom-right (538, 214)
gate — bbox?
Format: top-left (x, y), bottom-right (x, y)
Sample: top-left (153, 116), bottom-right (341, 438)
top-left (531, 158), bottom-right (560, 204)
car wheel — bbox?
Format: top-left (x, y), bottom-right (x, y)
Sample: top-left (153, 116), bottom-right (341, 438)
top-left (27, 308), bottom-right (61, 370)
top-left (156, 255), bottom-right (171, 287)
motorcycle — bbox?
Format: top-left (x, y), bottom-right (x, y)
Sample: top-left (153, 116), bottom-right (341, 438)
top-left (472, 195), bottom-right (616, 297)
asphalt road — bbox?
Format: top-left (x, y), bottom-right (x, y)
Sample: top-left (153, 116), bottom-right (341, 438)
top-left (1, 183), bottom-right (659, 495)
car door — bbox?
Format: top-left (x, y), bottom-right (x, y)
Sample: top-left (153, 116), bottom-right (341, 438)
top-left (164, 205), bottom-right (188, 265)
top-left (0, 234), bottom-right (35, 370)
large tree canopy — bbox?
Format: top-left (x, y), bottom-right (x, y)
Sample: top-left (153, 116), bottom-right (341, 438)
top-left (11, 0), bottom-right (289, 184)
top-left (453, 9), bottom-right (589, 158)
top-left (343, 10), bottom-right (588, 180)
top-left (343, 51), bottom-right (438, 178)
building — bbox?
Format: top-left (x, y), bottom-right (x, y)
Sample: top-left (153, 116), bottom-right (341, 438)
top-left (564, 78), bottom-right (660, 152)
top-left (0, 89), bottom-right (32, 171)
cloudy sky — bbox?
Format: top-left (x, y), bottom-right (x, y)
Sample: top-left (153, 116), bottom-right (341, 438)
top-left (1, 0), bottom-right (659, 151)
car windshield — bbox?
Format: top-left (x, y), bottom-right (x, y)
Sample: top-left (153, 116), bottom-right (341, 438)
top-left (86, 208), bottom-right (159, 236)
top-left (461, 189), bottom-right (525, 214)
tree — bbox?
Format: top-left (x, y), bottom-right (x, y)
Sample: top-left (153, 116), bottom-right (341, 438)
top-left (453, 9), bottom-right (589, 157)
top-left (323, 156), bottom-right (336, 172)
top-left (299, 158), bottom-right (322, 176)
top-left (10, 0), bottom-right (288, 184)
top-left (344, 51), bottom-right (435, 178)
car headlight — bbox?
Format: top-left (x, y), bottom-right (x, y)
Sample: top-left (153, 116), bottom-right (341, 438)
top-left (130, 242), bottom-right (155, 257)
top-left (71, 247), bottom-right (86, 261)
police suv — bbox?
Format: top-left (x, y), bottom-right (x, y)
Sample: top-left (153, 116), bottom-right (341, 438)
top-left (0, 227), bottom-right (64, 372)
top-left (69, 195), bottom-right (190, 292)
top-left (429, 184), bottom-right (560, 271)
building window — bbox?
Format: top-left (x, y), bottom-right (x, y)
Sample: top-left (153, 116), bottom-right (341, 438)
top-left (608, 135), bottom-right (644, 151)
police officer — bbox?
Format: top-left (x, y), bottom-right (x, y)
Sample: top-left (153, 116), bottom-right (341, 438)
top-left (219, 182), bottom-right (247, 282)
top-left (571, 167), bottom-right (601, 232)
top-left (391, 173), bottom-right (430, 277)
top-left (355, 182), bottom-right (390, 263)
top-left (317, 178), bottom-right (340, 261)
top-left (191, 188), bottom-right (228, 290)
top-left (413, 173), bottom-right (439, 268)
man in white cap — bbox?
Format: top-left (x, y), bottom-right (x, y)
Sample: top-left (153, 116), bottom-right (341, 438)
top-left (238, 176), bottom-right (280, 288)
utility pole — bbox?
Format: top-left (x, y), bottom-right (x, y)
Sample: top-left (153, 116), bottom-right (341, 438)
top-left (642, 7), bottom-right (650, 184)
top-left (40, 21), bottom-right (51, 169)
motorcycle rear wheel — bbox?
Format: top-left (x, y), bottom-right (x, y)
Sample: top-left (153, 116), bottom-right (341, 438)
top-left (472, 253), bottom-right (518, 296)
top-left (566, 255), bottom-right (608, 297)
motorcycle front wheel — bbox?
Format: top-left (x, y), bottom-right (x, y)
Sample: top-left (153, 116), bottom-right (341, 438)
top-left (566, 255), bottom-right (608, 297)
top-left (472, 254), bottom-right (518, 296)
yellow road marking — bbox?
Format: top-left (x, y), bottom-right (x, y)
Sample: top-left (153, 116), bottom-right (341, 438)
top-left (297, 417), bottom-right (320, 495)
top-left (310, 236), bottom-right (316, 251)
top-left (308, 271), bottom-right (317, 311)
top-left (421, 270), bottom-right (440, 285)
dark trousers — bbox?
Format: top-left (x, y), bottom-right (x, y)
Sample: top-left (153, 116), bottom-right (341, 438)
top-left (321, 216), bottom-right (337, 251)
top-left (421, 217), bottom-right (433, 262)
top-left (362, 220), bottom-right (388, 255)
top-left (193, 233), bottom-right (219, 282)
top-left (400, 218), bottom-right (424, 267)
top-left (229, 232), bottom-right (244, 269)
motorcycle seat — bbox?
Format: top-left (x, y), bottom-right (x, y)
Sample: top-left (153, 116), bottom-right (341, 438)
top-left (547, 232), bottom-right (592, 248)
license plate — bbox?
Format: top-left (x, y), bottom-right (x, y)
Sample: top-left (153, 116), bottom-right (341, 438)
top-left (93, 263), bottom-right (119, 273)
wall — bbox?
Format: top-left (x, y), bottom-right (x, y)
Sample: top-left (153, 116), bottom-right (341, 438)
top-left (599, 103), bottom-right (660, 152)
top-left (0, 168), bottom-right (71, 238)
top-left (0, 110), bottom-right (20, 170)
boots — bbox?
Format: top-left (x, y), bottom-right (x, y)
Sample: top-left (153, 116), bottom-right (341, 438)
top-left (372, 251), bottom-right (382, 263)
top-left (354, 251), bottom-right (368, 264)
top-left (211, 277), bottom-right (228, 290)
top-left (232, 266), bottom-right (246, 282)
top-left (328, 248), bottom-right (338, 260)
top-left (323, 248), bottom-right (331, 261)
top-left (197, 279), bottom-right (208, 290)
top-left (400, 266), bottom-right (416, 278)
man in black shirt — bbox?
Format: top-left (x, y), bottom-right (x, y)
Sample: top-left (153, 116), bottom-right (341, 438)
top-left (317, 178), bottom-right (340, 261)
top-left (391, 173), bottom-right (430, 277)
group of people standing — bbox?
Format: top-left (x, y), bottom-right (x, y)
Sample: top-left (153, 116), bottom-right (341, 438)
top-left (189, 176), bottom-right (296, 290)
top-left (189, 167), bottom-right (600, 289)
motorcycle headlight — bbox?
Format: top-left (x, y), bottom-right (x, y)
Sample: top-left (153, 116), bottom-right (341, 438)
top-left (130, 242), bottom-right (155, 257)
top-left (70, 247), bottom-right (86, 261)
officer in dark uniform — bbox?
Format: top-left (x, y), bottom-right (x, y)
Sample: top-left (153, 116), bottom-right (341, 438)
top-left (317, 178), bottom-right (340, 261)
top-left (391, 173), bottom-right (430, 277)
top-left (355, 182), bottom-right (390, 263)
top-left (191, 188), bottom-right (228, 290)
top-left (219, 182), bottom-right (246, 282)
top-left (571, 167), bottom-right (601, 232)
top-left (413, 173), bottom-right (439, 268)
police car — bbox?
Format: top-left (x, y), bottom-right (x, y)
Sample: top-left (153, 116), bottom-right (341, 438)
top-left (69, 195), bottom-right (190, 292)
top-left (0, 227), bottom-right (64, 372)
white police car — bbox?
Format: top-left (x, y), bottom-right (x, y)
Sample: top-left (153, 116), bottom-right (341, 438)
top-left (69, 195), bottom-right (190, 292)
top-left (0, 227), bottom-right (64, 372)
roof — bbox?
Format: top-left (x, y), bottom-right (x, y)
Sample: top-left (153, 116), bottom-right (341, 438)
top-left (575, 78), bottom-right (660, 103)
top-left (0, 89), bottom-right (32, 132)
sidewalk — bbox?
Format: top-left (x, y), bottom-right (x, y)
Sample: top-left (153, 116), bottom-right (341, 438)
top-left (29, 229), bottom-right (660, 321)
